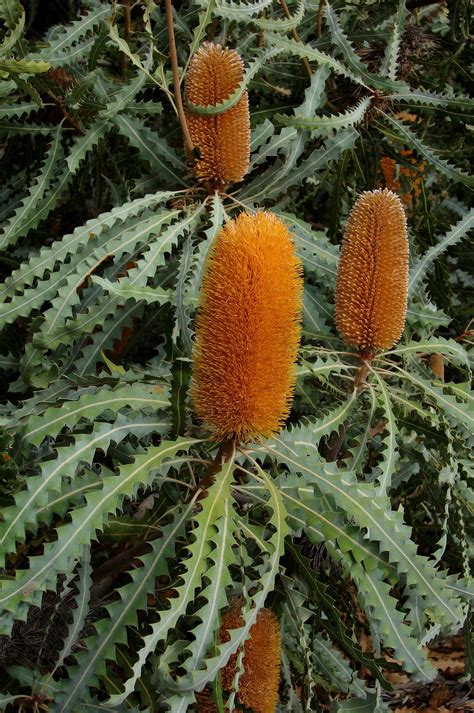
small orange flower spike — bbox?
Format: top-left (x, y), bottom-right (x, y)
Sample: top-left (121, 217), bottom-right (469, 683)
top-left (185, 43), bottom-right (250, 189)
top-left (196, 606), bottom-right (281, 713)
top-left (335, 189), bottom-right (409, 359)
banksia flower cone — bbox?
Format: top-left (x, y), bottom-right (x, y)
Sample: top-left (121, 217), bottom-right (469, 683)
top-left (335, 189), bottom-right (408, 358)
top-left (196, 606), bottom-right (281, 713)
top-left (192, 212), bottom-right (303, 443)
top-left (185, 43), bottom-right (250, 189)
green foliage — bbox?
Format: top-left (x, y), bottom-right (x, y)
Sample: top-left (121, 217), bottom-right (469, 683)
top-left (0, 1), bottom-right (472, 711)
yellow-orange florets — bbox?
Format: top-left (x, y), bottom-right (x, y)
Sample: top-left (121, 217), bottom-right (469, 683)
top-left (196, 606), bottom-right (281, 713)
top-left (335, 189), bottom-right (408, 357)
top-left (184, 43), bottom-right (250, 189)
top-left (191, 212), bottom-right (303, 443)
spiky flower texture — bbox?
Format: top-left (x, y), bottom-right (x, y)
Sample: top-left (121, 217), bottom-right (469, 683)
top-left (192, 212), bottom-right (303, 443)
top-left (185, 43), bottom-right (250, 188)
top-left (335, 189), bottom-right (408, 358)
top-left (196, 607), bottom-right (281, 713)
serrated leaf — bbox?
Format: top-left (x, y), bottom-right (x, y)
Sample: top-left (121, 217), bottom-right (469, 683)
top-left (26, 3), bottom-right (111, 67)
top-left (0, 58), bottom-right (50, 74)
top-left (0, 0), bottom-right (24, 56)
top-left (273, 391), bottom-right (357, 452)
top-left (105, 454), bottom-right (236, 706)
top-left (275, 96), bottom-right (371, 136)
top-left (0, 436), bottom-right (199, 624)
top-left (35, 206), bottom-right (203, 350)
top-left (382, 336), bottom-right (470, 372)
top-left (19, 382), bottom-right (170, 446)
top-left (54, 499), bottom-right (197, 708)
top-left (266, 446), bottom-right (466, 627)
top-left (0, 191), bottom-right (174, 302)
top-left (371, 371), bottom-right (399, 495)
top-left (0, 100), bottom-right (41, 119)
top-left (66, 119), bottom-right (109, 172)
top-left (380, 114), bottom-right (473, 187)
top-left (379, 0), bottom-right (408, 81)
top-left (267, 33), bottom-right (367, 87)
top-left (409, 208), bottom-right (474, 293)
top-left (92, 275), bottom-right (171, 307)
top-left (324, 3), bottom-right (407, 92)
top-left (357, 566), bottom-right (434, 681)
top-left (217, 0), bottom-right (304, 29)
top-left (113, 114), bottom-right (188, 187)
top-left (0, 125), bottom-right (63, 248)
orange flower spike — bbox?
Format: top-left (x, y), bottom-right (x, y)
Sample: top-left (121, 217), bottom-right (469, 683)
top-left (192, 212), bottom-right (303, 443)
top-left (184, 43), bottom-right (250, 189)
top-left (196, 607), bottom-right (281, 713)
top-left (335, 189), bottom-right (409, 359)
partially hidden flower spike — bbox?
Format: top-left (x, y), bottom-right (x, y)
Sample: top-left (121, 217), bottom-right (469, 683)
top-left (335, 188), bottom-right (409, 359)
top-left (191, 211), bottom-right (303, 443)
top-left (195, 606), bottom-right (281, 713)
top-left (184, 42), bottom-right (250, 189)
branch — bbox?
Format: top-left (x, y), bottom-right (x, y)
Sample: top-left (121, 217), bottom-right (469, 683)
top-left (164, 0), bottom-right (194, 155)
top-left (197, 439), bottom-right (236, 494)
top-left (279, 0), bottom-right (312, 78)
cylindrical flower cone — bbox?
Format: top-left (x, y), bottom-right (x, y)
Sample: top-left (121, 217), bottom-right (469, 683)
top-left (335, 189), bottom-right (409, 359)
top-left (185, 42), bottom-right (250, 189)
top-left (191, 211), bottom-right (303, 443)
top-left (196, 606), bottom-right (281, 713)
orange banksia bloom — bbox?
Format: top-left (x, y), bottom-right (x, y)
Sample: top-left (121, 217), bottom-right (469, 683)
top-left (196, 606), bottom-right (281, 713)
top-left (191, 211), bottom-right (303, 443)
top-left (185, 43), bottom-right (250, 189)
top-left (335, 189), bottom-right (408, 358)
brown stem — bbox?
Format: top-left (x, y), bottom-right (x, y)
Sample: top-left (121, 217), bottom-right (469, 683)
top-left (326, 422), bottom-right (348, 462)
top-left (317, 0), bottom-right (324, 39)
top-left (46, 90), bottom-right (85, 134)
top-left (165, 0), bottom-right (194, 155)
top-left (354, 360), bottom-right (370, 390)
top-left (279, 0), bottom-right (312, 78)
top-left (197, 439), bottom-right (236, 494)
top-left (90, 540), bottom-right (152, 602)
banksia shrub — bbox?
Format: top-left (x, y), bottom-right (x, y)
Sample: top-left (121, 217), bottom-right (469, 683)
top-left (191, 212), bottom-right (303, 443)
top-left (196, 606), bottom-right (281, 713)
top-left (184, 43), bottom-right (250, 189)
top-left (335, 189), bottom-right (408, 358)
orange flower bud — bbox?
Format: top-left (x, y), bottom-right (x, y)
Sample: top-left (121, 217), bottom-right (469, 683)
top-left (335, 189), bottom-right (409, 358)
top-left (429, 353), bottom-right (445, 381)
top-left (185, 43), bottom-right (250, 189)
top-left (192, 212), bottom-right (303, 443)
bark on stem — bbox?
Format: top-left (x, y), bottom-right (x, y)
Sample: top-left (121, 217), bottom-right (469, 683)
top-left (198, 439), bottom-right (236, 494)
top-left (165, 0), bottom-right (194, 155)
top-left (354, 359), bottom-right (370, 390)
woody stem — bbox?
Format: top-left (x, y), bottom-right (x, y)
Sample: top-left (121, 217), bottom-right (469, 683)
top-left (354, 359), bottom-right (370, 390)
top-left (165, 0), bottom-right (194, 154)
top-left (198, 439), bottom-right (236, 493)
